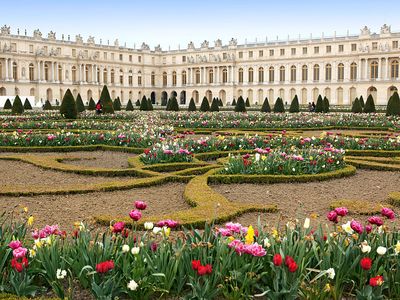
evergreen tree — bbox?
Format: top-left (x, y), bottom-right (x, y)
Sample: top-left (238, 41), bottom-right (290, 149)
top-left (76, 93), bottom-right (85, 113)
top-left (60, 89), bottom-right (77, 119)
top-left (323, 96), bottom-right (330, 113)
top-left (147, 98), bottom-right (154, 111)
top-left (188, 97), bottom-right (196, 112)
top-left (99, 85), bottom-right (114, 113)
top-left (167, 96), bottom-right (179, 111)
top-left (140, 95), bottom-right (149, 111)
top-left (200, 97), bottom-right (210, 112)
top-left (210, 97), bottom-right (220, 112)
top-left (218, 98), bottom-right (223, 106)
top-left (113, 98), bottom-right (121, 111)
top-left (273, 97), bottom-right (285, 113)
top-left (126, 99), bottom-right (134, 111)
top-left (3, 98), bottom-right (12, 109)
top-left (232, 98), bottom-right (237, 106)
top-left (364, 94), bottom-right (376, 113)
top-left (245, 97), bottom-right (250, 107)
top-left (289, 95), bottom-right (300, 113)
top-left (88, 97), bottom-right (96, 110)
top-left (43, 100), bottom-right (53, 110)
top-left (359, 95), bottom-right (365, 108)
top-left (351, 97), bottom-right (363, 113)
top-left (11, 95), bottom-right (24, 114)
top-left (135, 99), bottom-right (141, 106)
top-left (235, 96), bottom-right (246, 112)
top-left (23, 98), bottom-right (32, 110)
top-left (261, 97), bottom-right (271, 113)
top-left (315, 95), bottom-right (324, 113)
top-left (386, 91), bottom-right (400, 116)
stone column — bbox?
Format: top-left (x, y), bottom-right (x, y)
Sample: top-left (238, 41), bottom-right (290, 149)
top-left (357, 60), bottom-right (361, 80)
top-left (365, 59), bottom-right (368, 80)
top-left (9, 59), bottom-right (14, 81)
top-left (378, 58), bottom-right (382, 81)
top-left (42, 62), bottom-right (45, 81)
top-left (5, 58), bottom-right (9, 80)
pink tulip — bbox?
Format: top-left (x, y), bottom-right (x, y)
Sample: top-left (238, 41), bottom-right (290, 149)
top-left (13, 247), bottom-right (28, 258)
top-left (381, 207), bottom-right (395, 220)
top-left (334, 207), bottom-right (348, 217)
top-left (327, 211), bottom-right (338, 223)
top-left (112, 221), bottom-right (125, 233)
top-left (8, 240), bottom-right (22, 250)
top-left (350, 220), bottom-right (363, 234)
top-left (129, 210), bottom-right (142, 221)
top-left (134, 201), bottom-right (147, 210)
top-left (368, 216), bottom-right (384, 226)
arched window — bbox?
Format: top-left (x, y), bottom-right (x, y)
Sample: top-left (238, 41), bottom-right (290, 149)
top-left (103, 68), bottom-right (108, 84)
top-left (238, 68), bottom-right (243, 83)
top-left (110, 69), bottom-right (115, 84)
top-left (290, 65), bottom-right (296, 82)
top-left (195, 69), bottom-right (200, 84)
top-left (325, 64), bottom-right (332, 81)
top-left (279, 66), bottom-right (285, 82)
top-left (248, 68), bottom-right (253, 83)
top-left (137, 71), bottom-right (142, 86)
top-left (12, 62), bottom-right (17, 80)
top-left (313, 64), bottom-right (320, 81)
top-left (163, 72), bottom-right (168, 86)
top-left (350, 63), bottom-right (357, 80)
top-left (302, 65), bottom-right (308, 82)
top-left (172, 71), bottom-right (177, 86)
top-left (370, 61), bottom-right (378, 79)
top-left (72, 66), bottom-right (77, 82)
top-left (208, 69), bottom-right (213, 84)
top-left (29, 63), bottom-right (34, 81)
top-left (44, 64), bottom-right (49, 81)
top-left (258, 67), bottom-right (264, 83)
top-left (151, 72), bottom-right (155, 86)
top-left (222, 68), bottom-right (228, 83)
top-left (119, 69), bottom-right (124, 85)
top-left (391, 60), bottom-right (399, 78)
top-left (182, 70), bottom-right (187, 85)
top-left (337, 63), bottom-right (344, 81)
top-left (269, 67), bottom-right (274, 83)
top-left (128, 70), bottom-right (133, 85)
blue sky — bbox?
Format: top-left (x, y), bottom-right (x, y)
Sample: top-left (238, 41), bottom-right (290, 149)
top-left (3, 0), bottom-right (399, 49)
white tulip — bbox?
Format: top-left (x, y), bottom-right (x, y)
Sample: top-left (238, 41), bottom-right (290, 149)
top-left (377, 246), bottom-right (387, 256)
top-left (131, 247), bottom-right (140, 255)
top-left (121, 244), bottom-right (130, 253)
top-left (326, 268), bottom-right (335, 279)
top-left (303, 218), bottom-right (310, 229)
top-left (144, 222), bottom-right (154, 230)
top-left (127, 279), bottom-right (138, 291)
top-left (56, 269), bottom-right (67, 280)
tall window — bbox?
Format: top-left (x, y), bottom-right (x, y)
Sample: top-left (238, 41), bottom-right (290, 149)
top-left (325, 64), bottom-right (332, 81)
top-left (44, 64), bottom-right (49, 81)
top-left (248, 68), bottom-right (254, 83)
top-left (391, 60), bottom-right (399, 78)
top-left (222, 68), bottom-right (228, 83)
top-left (163, 72), bottom-right (168, 86)
top-left (337, 63), bottom-right (344, 81)
top-left (29, 63), bottom-right (34, 81)
top-left (119, 69), bottom-right (124, 84)
top-left (137, 71), bottom-right (142, 86)
top-left (279, 66), bottom-right (285, 82)
top-left (151, 72), bottom-right (155, 86)
top-left (195, 69), bottom-right (200, 84)
top-left (370, 61), bottom-right (378, 79)
top-left (269, 67), bottom-right (274, 83)
top-left (290, 65), bottom-right (296, 82)
top-left (208, 69), bottom-right (213, 84)
top-left (238, 68), bottom-right (243, 83)
top-left (258, 67), bottom-right (264, 83)
top-left (302, 65), bottom-right (308, 82)
top-left (103, 69), bottom-right (108, 84)
top-left (128, 71), bottom-right (133, 85)
top-left (172, 71), bottom-right (177, 86)
top-left (182, 70), bottom-right (187, 85)
top-left (72, 66), bottom-right (77, 82)
top-left (313, 64), bottom-right (320, 81)
top-left (58, 65), bottom-right (62, 82)
top-left (111, 69), bottom-right (115, 84)
top-left (350, 63), bottom-right (357, 80)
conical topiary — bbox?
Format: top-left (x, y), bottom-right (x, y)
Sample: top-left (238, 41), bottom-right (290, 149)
top-left (273, 97), bottom-right (285, 113)
top-left (188, 97), bottom-right (196, 112)
top-left (261, 97), bottom-right (271, 113)
top-left (351, 97), bottom-right (363, 113)
top-left (232, 98), bottom-right (237, 106)
top-left (245, 98), bottom-right (250, 107)
top-left (43, 100), bottom-right (53, 110)
top-left (359, 95), bottom-right (365, 108)
top-left (315, 95), bottom-right (324, 113)
top-left (126, 99), bottom-right (134, 111)
top-left (99, 85), bottom-right (114, 113)
top-left (289, 95), bottom-right (300, 113)
top-left (147, 98), bottom-right (153, 111)
top-left (364, 94), bottom-right (376, 113)
top-left (3, 98), bottom-right (12, 109)
top-left (218, 98), bottom-right (223, 106)
top-left (200, 97), bottom-right (210, 112)
top-left (135, 99), bottom-right (141, 106)
top-left (23, 98), bottom-right (32, 110)
top-left (323, 96), bottom-right (330, 113)
top-left (60, 89), bottom-right (77, 119)
top-left (386, 91), bottom-right (400, 116)
top-left (12, 95), bottom-right (24, 114)
top-left (113, 98), bottom-right (121, 111)
top-left (88, 97), bottom-right (96, 110)
top-left (167, 96), bottom-right (179, 111)
top-left (210, 98), bottom-right (220, 112)
top-left (76, 93), bottom-right (85, 112)
top-left (235, 96), bottom-right (246, 112)
top-left (140, 96), bottom-right (148, 111)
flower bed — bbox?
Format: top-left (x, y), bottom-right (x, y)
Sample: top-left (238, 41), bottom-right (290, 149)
top-left (140, 144), bottom-right (194, 164)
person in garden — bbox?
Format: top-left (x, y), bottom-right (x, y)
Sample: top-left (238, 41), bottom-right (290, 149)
top-left (311, 101), bottom-right (316, 112)
top-left (95, 100), bottom-right (102, 114)
top-left (308, 102), bottom-right (313, 112)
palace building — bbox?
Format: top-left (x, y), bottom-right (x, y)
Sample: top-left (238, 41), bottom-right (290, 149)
top-left (0, 24), bottom-right (399, 107)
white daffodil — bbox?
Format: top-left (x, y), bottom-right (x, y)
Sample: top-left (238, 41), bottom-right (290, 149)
top-left (127, 279), bottom-right (138, 291)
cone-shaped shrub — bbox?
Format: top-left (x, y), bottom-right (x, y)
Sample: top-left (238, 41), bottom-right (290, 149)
top-left (351, 97), bottom-right (363, 113)
top-left (364, 94), bottom-right (376, 113)
top-left (99, 85), bottom-right (114, 114)
top-left (289, 95), bottom-right (300, 113)
top-left (200, 97), bottom-right (210, 112)
top-left (88, 97), bottom-right (96, 110)
top-left (135, 99), bottom-right (140, 106)
top-left (315, 95), bottom-right (324, 113)
top-left (12, 95), bottom-right (24, 114)
top-left (359, 95), bottom-right (365, 108)
top-left (219, 98), bottom-right (223, 106)
top-left (235, 96), bottom-right (246, 112)
top-left (43, 100), bottom-right (53, 110)
top-left (23, 98), bottom-right (32, 110)
top-left (167, 96), bottom-right (179, 111)
top-left (210, 98), bottom-right (220, 112)
top-left (3, 98), bottom-right (12, 109)
top-left (60, 89), bottom-right (77, 119)
top-left (261, 97), bottom-right (271, 113)
top-left (76, 93), bottom-right (85, 113)
top-left (147, 98), bottom-right (153, 111)
top-left (323, 97), bottom-right (330, 113)
top-left (387, 92), bottom-right (400, 116)
top-left (273, 97), bottom-right (285, 113)
top-left (140, 96), bottom-right (148, 111)
top-left (126, 99), bottom-right (134, 111)
top-left (245, 98), bottom-right (250, 107)
top-left (232, 98), bottom-right (237, 106)
top-left (113, 98), bottom-right (121, 111)
top-left (188, 98), bottom-right (196, 112)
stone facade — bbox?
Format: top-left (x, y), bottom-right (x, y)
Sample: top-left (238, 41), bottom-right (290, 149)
top-left (0, 24), bottom-right (399, 107)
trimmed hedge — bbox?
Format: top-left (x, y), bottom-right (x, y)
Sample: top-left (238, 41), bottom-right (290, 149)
top-left (23, 98), bottom-right (32, 110)
top-left (346, 158), bottom-right (400, 171)
top-left (12, 95), bottom-right (24, 114)
top-left (388, 192), bottom-right (400, 207)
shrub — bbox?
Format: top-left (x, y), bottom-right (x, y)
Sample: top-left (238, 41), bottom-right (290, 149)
top-left (245, 98), bottom-right (250, 107)
top-left (3, 98), bottom-right (12, 109)
top-left (113, 98), bottom-right (121, 111)
top-left (126, 99), bottom-right (134, 111)
top-left (76, 93), bottom-right (85, 113)
top-left (188, 98), bottom-right (196, 112)
top-left (351, 97), bottom-right (363, 113)
top-left (88, 97), bottom-right (96, 110)
top-left (218, 98), bottom-right (223, 106)
top-left (99, 85), bottom-right (114, 114)
top-left (232, 98), bottom-right (237, 106)
top-left (167, 96), bottom-right (179, 111)
top-left (273, 97), bottom-right (285, 113)
top-left (11, 95), bottom-right (24, 114)
top-left (323, 96), bottom-right (330, 113)
top-left (234, 96), bottom-right (246, 112)
top-left (210, 98), bottom-right (220, 112)
top-left (315, 95), bottom-right (324, 113)
top-left (43, 100), bottom-right (53, 110)
top-left (289, 95), bottom-right (300, 113)
top-left (200, 97), bottom-right (210, 112)
top-left (135, 99), bottom-right (140, 106)
top-left (23, 98), bottom-right (32, 110)
top-left (261, 97), bottom-right (271, 113)
top-left (359, 95), bottom-right (365, 108)
top-left (387, 92), bottom-right (400, 116)
top-left (59, 89), bottom-right (77, 119)
top-left (364, 94), bottom-right (376, 113)
top-left (140, 96), bottom-right (149, 111)
top-left (147, 98), bottom-right (154, 111)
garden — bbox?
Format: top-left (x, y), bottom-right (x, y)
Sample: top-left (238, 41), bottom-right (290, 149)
top-left (0, 87), bottom-right (400, 299)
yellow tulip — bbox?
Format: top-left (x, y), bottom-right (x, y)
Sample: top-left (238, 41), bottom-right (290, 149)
top-left (245, 225), bottom-right (255, 245)
top-left (27, 216), bottom-right (34, 226)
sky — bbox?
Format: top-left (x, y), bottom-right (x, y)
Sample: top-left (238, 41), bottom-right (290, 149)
top-left (2, 0), bottom-right (399, 50)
